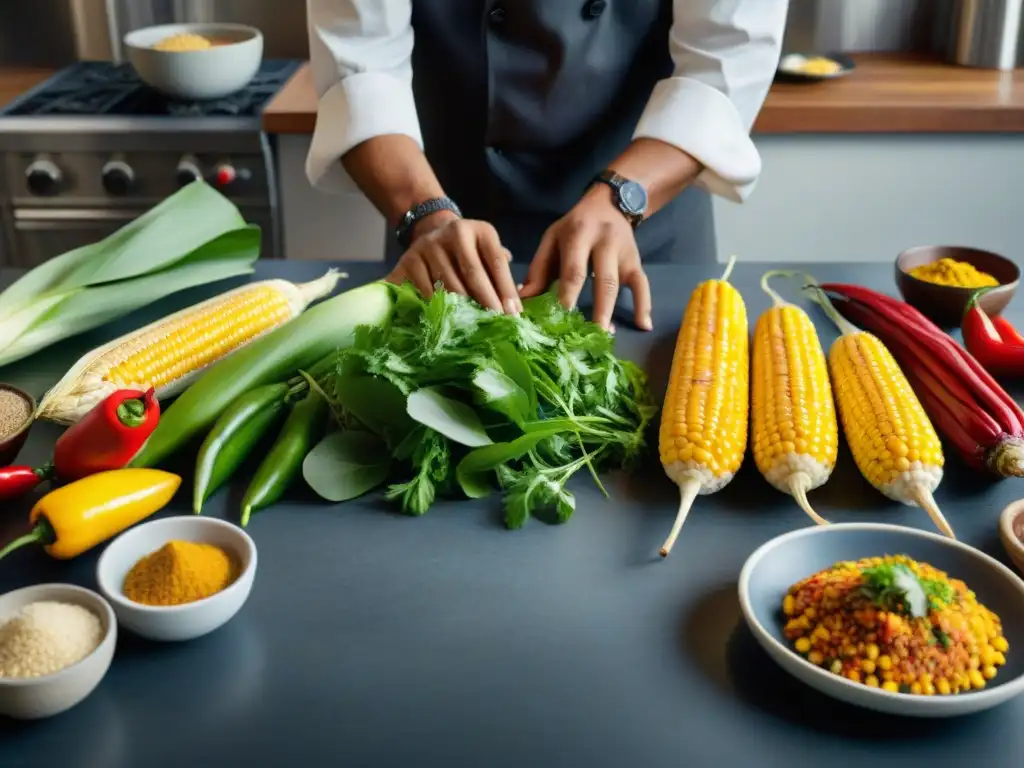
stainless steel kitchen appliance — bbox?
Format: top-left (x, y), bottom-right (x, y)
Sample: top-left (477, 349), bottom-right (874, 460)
top-left (0, 59), bottom-right (300, 268)
top-left (949, 0), bottom-right (1023, 69)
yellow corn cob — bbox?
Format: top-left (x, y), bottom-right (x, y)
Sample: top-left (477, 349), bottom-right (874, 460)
top-left (810, 284), bottom-right (953, 538)
top-left (751, 272), bottom-right (838, 526)
top-left (660, 257), bottom-right (748, 557)
top-left (37, 270), bottom-right (343, 424)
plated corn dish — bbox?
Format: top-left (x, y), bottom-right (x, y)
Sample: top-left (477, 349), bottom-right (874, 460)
top-left (783, 555), bottom-right (1009, 695)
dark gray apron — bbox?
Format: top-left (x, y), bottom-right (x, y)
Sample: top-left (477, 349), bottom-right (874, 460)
top-left (388, 0), bottom-right (716, 265)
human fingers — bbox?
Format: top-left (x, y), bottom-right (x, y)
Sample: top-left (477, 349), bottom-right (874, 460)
top-left (423, 245), bottom-right (467, 296)
top-left (623, 259), bottom-right (653, 331)
top-left (476, 223), bottom-right (522, 314)
top-left (519, 228), bottom-right (557, 298)
top-left (404, 253), bottom-right (436, 298)
top-left (590, 240), bottom-right (620, 331)
top-left (448, 221), bottom-right (503, 312)
top-left (557, 225), bottom-right (593, 312)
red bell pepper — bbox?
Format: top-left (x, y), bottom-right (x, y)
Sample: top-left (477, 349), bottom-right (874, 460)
top-left (0, 389), bottom-right (160, 500)
top-left (53, 388), bottom-right (160, 480)
top-left (961, 289), bottom-right (1024, 378)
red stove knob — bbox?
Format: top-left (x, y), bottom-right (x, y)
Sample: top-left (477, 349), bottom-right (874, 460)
top-left (214, 163), bottom-right (237, 189)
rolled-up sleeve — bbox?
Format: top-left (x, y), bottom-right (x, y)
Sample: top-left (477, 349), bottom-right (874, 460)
top-left (306, 0), bottom-right (421, 193)
top-left (633, 0), bottom-right (788, 203)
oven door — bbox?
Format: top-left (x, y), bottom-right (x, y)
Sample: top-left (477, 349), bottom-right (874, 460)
top-left (8, 208), bottom-right (274, 269)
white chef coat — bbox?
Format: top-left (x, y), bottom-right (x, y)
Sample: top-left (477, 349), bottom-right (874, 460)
top-left (306, 0), bottom-right (786, 205)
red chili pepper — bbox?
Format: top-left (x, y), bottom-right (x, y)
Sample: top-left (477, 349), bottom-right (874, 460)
top-left (0, 466), bottom-right (48, 501)
top-left (52, 389), bottom-right (160, 481)
top-left (962, 289), bottom-right (1024, 377)
top-left (990, 315), bottom-right (1024, 347)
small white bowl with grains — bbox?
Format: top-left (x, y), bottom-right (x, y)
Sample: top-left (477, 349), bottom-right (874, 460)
top-left (96, 516), bottom-right (257, 642)
top-left (0, 583), bottom-right (116, 719)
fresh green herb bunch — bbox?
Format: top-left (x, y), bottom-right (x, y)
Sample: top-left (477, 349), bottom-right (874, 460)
top-left (860, 561), bottom-right (957, 619)
top-left (309, 282), bottom-right (657, 528)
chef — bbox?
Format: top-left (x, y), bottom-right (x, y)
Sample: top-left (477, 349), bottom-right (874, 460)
top-left (306, 0), bottom-right (787, 330)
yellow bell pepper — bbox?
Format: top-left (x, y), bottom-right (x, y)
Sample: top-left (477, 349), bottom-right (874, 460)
top-left (0, 468), bottom-right (180, 561)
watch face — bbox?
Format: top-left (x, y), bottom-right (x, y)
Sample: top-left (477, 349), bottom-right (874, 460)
top-left (619, 181), bottom-right (648, 215)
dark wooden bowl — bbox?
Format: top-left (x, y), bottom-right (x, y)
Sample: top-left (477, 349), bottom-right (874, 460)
top-left (0, 384), bottom-right (36, 467)
top-left (895, 245), bottom-right (1020, 328)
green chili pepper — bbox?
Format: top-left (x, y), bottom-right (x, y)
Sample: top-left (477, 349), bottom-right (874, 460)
top-left (193, 383), bottom-right (291, 513)
top-left (240, 388), bottom-right (329, 527)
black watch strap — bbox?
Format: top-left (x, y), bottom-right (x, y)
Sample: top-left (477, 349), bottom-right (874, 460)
top-left (395, 197), bottom-right (462, 248)
top-left (592, 171), bottom-right (644, 229)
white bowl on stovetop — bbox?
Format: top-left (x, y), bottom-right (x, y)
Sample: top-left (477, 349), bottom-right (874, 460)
top-left (124, 23), bottom-right (264, 101)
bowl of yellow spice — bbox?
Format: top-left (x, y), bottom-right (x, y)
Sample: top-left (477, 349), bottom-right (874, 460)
top-left (96, 516), bottom-right (256, 642)
top-left (124, 23), bottom-right (263, 100)
top-left (896, 245), bottom-right (1020, 328)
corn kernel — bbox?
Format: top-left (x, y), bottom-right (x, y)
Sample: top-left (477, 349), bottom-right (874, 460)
top-left (993, 636), bottom-right (1009, 653)
top-left (860, 659), bottom-right (876, 675)
top-left (846, 670), bottom-right (861, 683)
top-left (969, 670), bottom-right (986, 689)
top-left (794, 637), bottom-right (811, 654)
top-left (910, 682), bottom-right (922, 695)
top-left (808, 651), bottom-right (824, 665)
top-left (783, 595), bottom-right (796, 616)
top-left (865, 675), bottom-right (880, 688)
top-left (936, 679), bottom-right (951, 695)
top-left (865, 643), bottom-right (879, 661)
top-left (983, 665), bottom-right (997, 680)
top-left (877, 655), bottom-right (892, 671)
top-left (881, 681), bottom-right (900, 693)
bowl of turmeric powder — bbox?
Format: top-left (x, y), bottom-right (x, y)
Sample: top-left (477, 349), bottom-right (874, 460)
top-left (896, 245), bottom-right (1020, 328)
top-left (96, 516), bottom-right (256, 642)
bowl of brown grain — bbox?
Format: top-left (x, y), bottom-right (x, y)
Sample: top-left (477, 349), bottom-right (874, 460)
top-left (0, 384), bottom-right (35, 466)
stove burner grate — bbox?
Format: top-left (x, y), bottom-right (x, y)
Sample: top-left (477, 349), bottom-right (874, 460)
top-left (4, 61), bottom-right (300, 118)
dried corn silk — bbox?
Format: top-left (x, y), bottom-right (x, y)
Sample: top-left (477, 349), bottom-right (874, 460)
top-left (0, 601), bottom-right (103, 679)
top-left (0, 389), bottom-right (32, 439)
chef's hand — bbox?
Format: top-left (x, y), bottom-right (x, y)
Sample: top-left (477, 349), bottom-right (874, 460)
top-left (386, 212), bottom-right (521, 315)
top-left (520, 186), bottom-right (652, 331)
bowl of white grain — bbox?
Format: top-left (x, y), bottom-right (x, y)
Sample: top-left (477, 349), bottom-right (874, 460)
top-left (0, 583), bottom-right (116, 719)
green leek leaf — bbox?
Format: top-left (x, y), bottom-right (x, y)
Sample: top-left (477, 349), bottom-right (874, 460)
top-left (0, 182), bottom-right (258, 367)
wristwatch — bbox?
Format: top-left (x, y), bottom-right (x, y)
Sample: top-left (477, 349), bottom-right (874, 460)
top-left (592, 170), bottom-right (648, 229)
top-left (395, 196), bottom-right (462, 248)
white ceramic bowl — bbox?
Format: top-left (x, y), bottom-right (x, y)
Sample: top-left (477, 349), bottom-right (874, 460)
top-left (0, 584), bottom-right (116, 720)
top-left (96, 516), bottom-right (257, 642)
top-left (739, 523), bottom-right (1024, 717)
top-left (124, 23), bottom-right (263, 100)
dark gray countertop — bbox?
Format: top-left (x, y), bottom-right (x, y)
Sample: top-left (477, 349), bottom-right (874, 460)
top-left (2, 261), bottom-right (1023, 767)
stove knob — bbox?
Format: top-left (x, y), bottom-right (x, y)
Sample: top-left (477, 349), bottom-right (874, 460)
top-left (176, 156), bottom-right (203, 188)
top-left (102, 157), bottom-right (135, 196)
top-left (25, 157), bottom-right (62, 197)
top-left (213, 162), bottom-right (237, 189)
top-left (212, 162), bottom-right (251, 190)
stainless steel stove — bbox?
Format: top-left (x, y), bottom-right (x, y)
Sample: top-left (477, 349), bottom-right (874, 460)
top-left (0, 60), bottom-right (301, 268)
